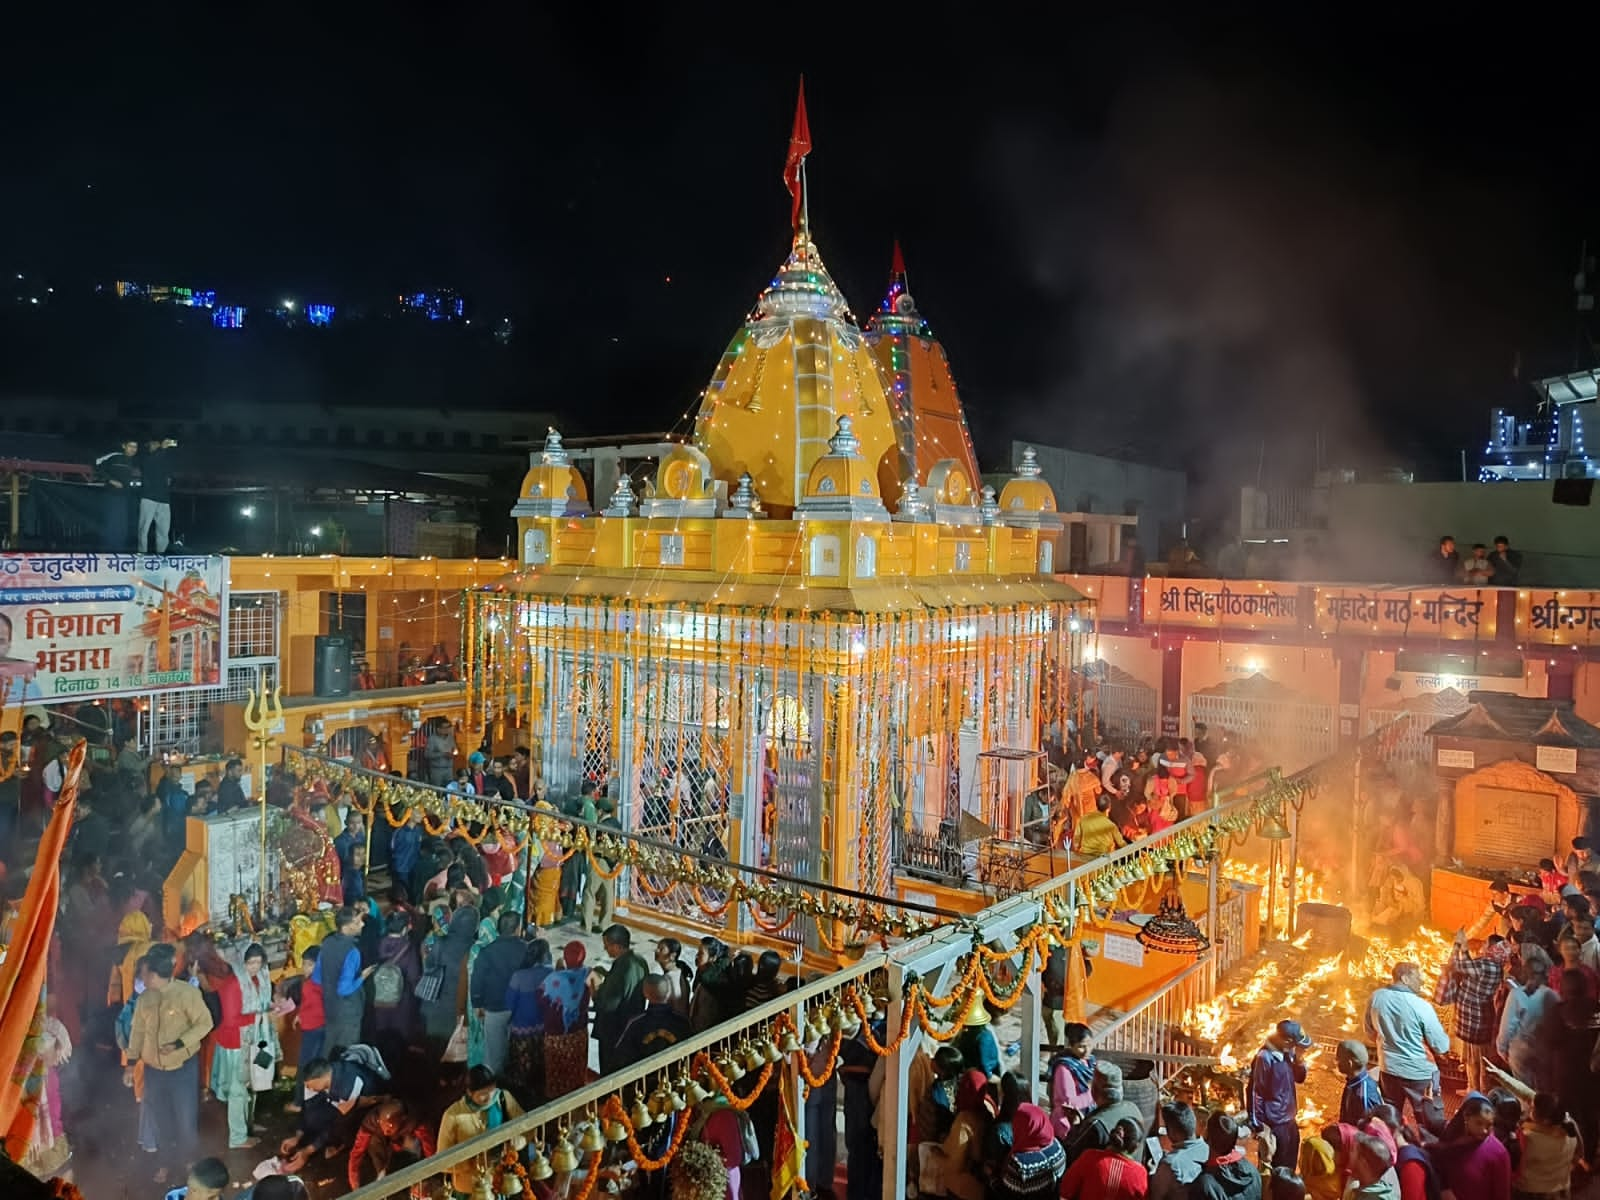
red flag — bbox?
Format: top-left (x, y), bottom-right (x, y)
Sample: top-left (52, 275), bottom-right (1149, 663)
top-left (0, 741), bottom-right (84, 1159)
top-left (891, 239), bottom-right (906, 277)
top-left (783, 78), bottom-right (812, 230)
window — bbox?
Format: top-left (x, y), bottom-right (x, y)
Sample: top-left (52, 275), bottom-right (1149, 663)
top-left (453, 431), bottom-right (471, 448)
top-left (424, 431), bottom-right (444, 448)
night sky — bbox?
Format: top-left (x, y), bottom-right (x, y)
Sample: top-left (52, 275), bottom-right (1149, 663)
top-left (5, 9), bottom-right (1598, 492)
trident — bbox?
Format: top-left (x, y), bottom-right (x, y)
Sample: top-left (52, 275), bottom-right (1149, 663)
top-left (243, 684), bottom-right (284, 917)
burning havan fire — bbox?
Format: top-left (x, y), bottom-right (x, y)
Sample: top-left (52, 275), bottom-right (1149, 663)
top-left (1181, 917), bottom-right (1455, 1130)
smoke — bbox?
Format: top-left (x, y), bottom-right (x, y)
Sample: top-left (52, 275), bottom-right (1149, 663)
top-left (987, 64), bottom-right (1439, 529)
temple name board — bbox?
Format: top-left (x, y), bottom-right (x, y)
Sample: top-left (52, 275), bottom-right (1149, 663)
top-left (1142, 580), bottom-right (1300, 630)
top-left (1315, 587), bottom-right (1497, 640)
top-left (1519, 591), bottom-right (1600, 646)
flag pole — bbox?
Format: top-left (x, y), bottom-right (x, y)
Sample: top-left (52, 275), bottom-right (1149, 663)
top-left (800, 157), bottom-right (810, 253)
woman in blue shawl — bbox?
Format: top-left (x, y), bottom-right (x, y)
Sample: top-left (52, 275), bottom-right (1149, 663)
top-left (541, 940), bottom-right (591, 1098)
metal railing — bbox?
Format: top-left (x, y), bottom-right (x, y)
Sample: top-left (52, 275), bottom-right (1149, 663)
top-left (342, 955), bottom-right (890, 1200)
top-left (330, 761), bottom-right (1314, 1200)
top-left (1093, 959), bottom-right (1211, 1084)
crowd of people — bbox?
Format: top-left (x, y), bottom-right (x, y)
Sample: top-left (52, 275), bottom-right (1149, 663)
top-left (1428, 535), bottom-right (1522, 585)
top-left (1028, 724), bottom-right (1259, 859)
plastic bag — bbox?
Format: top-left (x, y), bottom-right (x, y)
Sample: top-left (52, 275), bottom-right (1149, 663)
top-left (442, 1017), bottom-right (469, 1063)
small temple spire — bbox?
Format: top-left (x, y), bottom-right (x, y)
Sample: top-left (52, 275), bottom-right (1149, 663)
top-left (891, 238), bottom-right (907, 280)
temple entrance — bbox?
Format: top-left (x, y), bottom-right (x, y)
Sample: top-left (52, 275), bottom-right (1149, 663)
top-left (631, 665), bottom-right (733, 922)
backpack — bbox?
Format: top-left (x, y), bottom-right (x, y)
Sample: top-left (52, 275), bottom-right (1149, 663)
top-left (372, 960), bottom-right (406, 1008)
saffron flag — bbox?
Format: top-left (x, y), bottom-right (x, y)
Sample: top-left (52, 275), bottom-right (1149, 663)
top-left (0, 740), bottom-right (84, 1160)
top-left (783, 78), bottom-right (812, 230)
top-left (771, 1061), bottom-right (808, 1200)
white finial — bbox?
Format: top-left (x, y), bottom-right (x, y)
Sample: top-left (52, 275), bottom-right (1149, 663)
top-left (980, 485), bottom-right (1000, 525)
top-left (541, 427), bottom-right (569, 467)
top-left (828, 415), bottom-right (861, 458)
top-left (1017, 446), bottom-right (1042, 478)
top-left (898, 477), bottom-right (930, 520)
top-left (604, 472), bottom-right (637, 517)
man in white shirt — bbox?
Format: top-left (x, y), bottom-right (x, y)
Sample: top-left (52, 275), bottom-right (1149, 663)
top-left (1572, 915), bottom-right (1600, 975)
top-left (1364, 961), bottom-right (1448, 1136)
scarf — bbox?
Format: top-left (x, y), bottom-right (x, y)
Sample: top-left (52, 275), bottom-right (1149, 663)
top-left (1010, 1102), bottom-right (1054, 1154)
top-left (468, 1090), bottom-right (505, 1130)
top-left (543, 967), bottom-right (589, 1031)
top-left (1058, 1051), bottom-right (1097, 1093)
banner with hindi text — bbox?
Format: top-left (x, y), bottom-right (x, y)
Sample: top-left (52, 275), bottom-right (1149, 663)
top-left (1315, 587), bottom-right (1496, 640)
top-left (0, 553), bottom-right (226, 704)
top-left (1142, 579), bottom-right (1301, 630)
top-left (1518, 590), bottom-right (1600, 646)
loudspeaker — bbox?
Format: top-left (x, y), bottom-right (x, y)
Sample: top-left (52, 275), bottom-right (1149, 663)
top-left (1553, 478), bottom-right (1594, 506)
top-left (314, 634), bottom-right (352, 698)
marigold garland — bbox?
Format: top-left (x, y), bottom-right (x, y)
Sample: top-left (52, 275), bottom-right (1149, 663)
top-left (587, 846), bottom-right (627, 881)
top-left (602, 1094), bottom-right (695, 1172)
top-left (845, 987), bottom-right (917, 1057)
top-left (696, 1050), bottom-right (775, 1109)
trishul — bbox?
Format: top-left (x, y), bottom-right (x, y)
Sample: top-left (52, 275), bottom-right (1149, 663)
top-left (243, 685), bottom-right (284, 752)
top-left (244, 684), bottom-right (284, 917)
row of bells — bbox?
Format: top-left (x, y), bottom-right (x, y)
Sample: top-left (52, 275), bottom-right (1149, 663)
top-left (1086, 806), bottom-right (1290, 903)
top-left (478, 991), bottom-right (885, 1198)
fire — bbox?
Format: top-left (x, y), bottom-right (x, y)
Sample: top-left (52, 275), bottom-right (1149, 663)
top-left (1184, 997), bottom-right (1230, 1043)
top-left (1217, 1043), bottom-right (1238, 1070)
top-left (1226, 862), bottom-right (1331, 905)
top-left (1297, 1097), bottom-right (1326, 1127)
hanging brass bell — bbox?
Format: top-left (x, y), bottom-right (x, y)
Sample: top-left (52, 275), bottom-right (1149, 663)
top-left (778, 1027), bottom-right (802, 1054)
top-left (826, 1004), bottom-right (846, 1032)
top-left (741, 1042), bottom-right (766, 1072)
top-left (528, 1149), bottom-right (555, 1181)
top-left (502, 1168), bottom-right (525, 1196)
top-left (668, 1079), bottom-right (690, 1110)
top-left (550, 1132), bottom-right (579, 1174)
top-left (470, 1170), bottom-right (498, 1200)
top-left (763, 1036), bottom-right (785, 1063)
top-left (577, 1121), bottom-right (607, 1154)
top-left (685, 1076), bottom-right (711, 1104)
top-left (1257, 811), bottom-right (1292, 840)
top-left (605, 1118), bottom-right (630, 1144)
top-left (631, 1097), bottom-right (655, 1129)
top-left (717, 1051), bottom-right (745, 1081)
top-left (858, 992), bottom-right (880, 1020)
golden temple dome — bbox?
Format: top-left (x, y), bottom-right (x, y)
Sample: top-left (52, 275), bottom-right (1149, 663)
top-left (998, 446), bottom-right (1058, 516)
top-left (796, 416), bottom-right (887, 521)
top-left (864, 242), bottom-right (982, 489)
top-left (512, 429), bottom-right (590, 518)
top-left (691, 235), bottom-right (910, 518)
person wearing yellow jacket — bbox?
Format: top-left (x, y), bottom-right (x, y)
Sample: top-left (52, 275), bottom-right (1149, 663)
top-left (436, 1065), bottom-right (526, 1197)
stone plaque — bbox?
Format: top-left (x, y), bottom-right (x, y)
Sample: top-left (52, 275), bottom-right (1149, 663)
top-left (1536, 746), bottom-right (1579, 775)
top-left (1465, 786), bottom-right (1557, 870)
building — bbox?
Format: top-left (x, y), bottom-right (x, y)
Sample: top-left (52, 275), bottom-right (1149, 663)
top-left (398, 289), bottom-right (466, 321)
top-left (474, 152), bottom-right (1086, 932)
top-left (1009, 441), bottom-right (1185, 565)
top-left (1481, 366), bottom-right (1599, 481)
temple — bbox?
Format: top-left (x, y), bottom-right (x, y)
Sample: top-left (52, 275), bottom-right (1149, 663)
top-left (473, 126), bottom-right (1082, 946)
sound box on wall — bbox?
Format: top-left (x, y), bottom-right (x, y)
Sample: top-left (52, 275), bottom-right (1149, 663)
top-left (1553, 478), bottom-right (1594, 506)
top-left (314, 634), bottom-right (352, 698)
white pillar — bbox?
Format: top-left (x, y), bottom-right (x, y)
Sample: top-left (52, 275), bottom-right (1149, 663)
top-left (879, 974), bottom-right (916, 1200)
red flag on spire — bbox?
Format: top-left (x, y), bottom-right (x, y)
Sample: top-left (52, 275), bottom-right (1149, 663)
top-left (891, 239), bottom-right (906, 276)
top-left (783, 78), bottom-right (812, 231)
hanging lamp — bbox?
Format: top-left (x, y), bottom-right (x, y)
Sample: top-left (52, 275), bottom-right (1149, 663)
top-left (1136, 865), bottom-right (1211, 957)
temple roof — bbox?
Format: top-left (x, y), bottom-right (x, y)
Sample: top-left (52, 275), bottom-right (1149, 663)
top-left (1428, 692), bottom-right (1600, 748)
top-left (864, 242), bottom-right (982, 487)
top-left (690, 235), bottom-right (910, 517)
